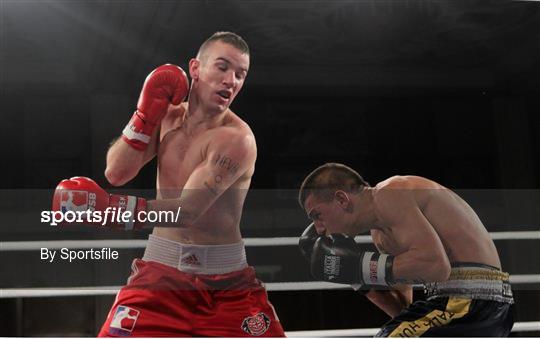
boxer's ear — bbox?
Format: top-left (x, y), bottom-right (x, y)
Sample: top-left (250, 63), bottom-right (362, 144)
top-left (189, 58), bottom-right (200, 81)
top-left (334, 190), bottom-right (350, 209)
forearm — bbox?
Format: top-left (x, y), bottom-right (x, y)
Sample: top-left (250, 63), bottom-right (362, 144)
top-left (144, 188), bottom-right (216, 228)
top-left (366, 287), bottom-right (411, 318)
top-left (104, 130), bottom-right (157, 186)
top-left (392, 249), bottom-right (451, 284)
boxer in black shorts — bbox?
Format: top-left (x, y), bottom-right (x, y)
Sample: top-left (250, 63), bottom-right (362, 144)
top-left (298, 163), bottom-right (513, 337)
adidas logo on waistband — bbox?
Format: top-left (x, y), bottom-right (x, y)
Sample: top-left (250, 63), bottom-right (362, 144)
top-left (181, 254), bottom-right (201, 266)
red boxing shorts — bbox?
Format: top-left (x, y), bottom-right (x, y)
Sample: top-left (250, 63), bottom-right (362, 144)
top-left (98, 236), bottom-right (285, 337)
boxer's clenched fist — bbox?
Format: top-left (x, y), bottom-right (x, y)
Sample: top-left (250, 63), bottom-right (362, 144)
top-left (310, 233), bottom-right (395, 288)
top-left (122, 64), bottom-right (189, 151)
top-left (310, 233), bottom-right (364, 284)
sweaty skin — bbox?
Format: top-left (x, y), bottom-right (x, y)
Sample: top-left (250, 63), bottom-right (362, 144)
top-left (106, 41), bottom-right (254, 245)
top-left (304, 175), bottom-right (501, 316)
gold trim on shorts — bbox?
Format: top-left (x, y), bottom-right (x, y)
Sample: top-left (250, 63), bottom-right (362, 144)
top-left (448, 268), bottom-right (509, 282)
top-left (389, 297), bottom-right (472, 337)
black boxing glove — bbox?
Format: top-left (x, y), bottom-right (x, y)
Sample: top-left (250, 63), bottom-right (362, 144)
top-left (299, 222), bottom-right (319, 262)
top-left (310, 233), bottom-right (395, 288)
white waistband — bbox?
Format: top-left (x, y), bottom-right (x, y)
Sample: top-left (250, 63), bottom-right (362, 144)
top-left (142, 234), bottom-right (248, 274)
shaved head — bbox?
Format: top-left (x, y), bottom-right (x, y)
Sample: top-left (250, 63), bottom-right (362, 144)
top-left (299, 163), bottom-right (370, 209)
top-left (197, 31), bottom-right (249, 64)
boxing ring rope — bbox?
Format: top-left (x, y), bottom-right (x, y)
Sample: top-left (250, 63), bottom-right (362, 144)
top-left (2, 230), bottom-right (539, 251)
top-left (284, 321), bottom-right (540, 337)
top-left (2, 274), bottom-right (540, 298)
top-left (2, 230), bottom-right (540, 335)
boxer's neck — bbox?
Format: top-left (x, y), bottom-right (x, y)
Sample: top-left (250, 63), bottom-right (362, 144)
top-left (183, 96), bottom-right (229, 136)
top-left (352, 187), bottom-right (378, 233)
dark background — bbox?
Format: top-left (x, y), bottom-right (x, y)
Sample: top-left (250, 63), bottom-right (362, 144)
top-left (0, 0), bottom-right (539, 336)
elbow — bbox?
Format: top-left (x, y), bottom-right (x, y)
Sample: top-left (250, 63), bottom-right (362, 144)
top-left (104, 166), bottom-right (130, 187)
top-left (427, 253), bottom-right (451, 282)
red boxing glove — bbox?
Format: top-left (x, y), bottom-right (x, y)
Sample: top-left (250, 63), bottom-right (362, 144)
top-left (122, 64), bottom-right (189, 151)
top-left (52, 177), bottom-right (147, 230)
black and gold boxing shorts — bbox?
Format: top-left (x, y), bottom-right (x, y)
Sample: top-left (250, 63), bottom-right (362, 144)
top-left (376, 263), bottom-right (514, 337)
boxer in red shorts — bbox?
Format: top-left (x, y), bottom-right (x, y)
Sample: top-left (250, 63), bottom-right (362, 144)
top-left (52, 32), bottom-right (284, 337)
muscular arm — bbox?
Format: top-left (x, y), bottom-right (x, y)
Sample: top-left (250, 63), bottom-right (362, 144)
top-left (104, 64), bottom-right (188, 187)
top-left (104, 128), bottom-right (159, 186)
top-left (378, 190), bottom-right (451, 284)
top-left (145, 132), bottom-right (256, 228)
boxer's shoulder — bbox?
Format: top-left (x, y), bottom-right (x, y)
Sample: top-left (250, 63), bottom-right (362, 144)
top-left (375, 175), bottom-right (442, 192)
top-left (372, 177), bottom-right (420, 222)
top-left (206, 128), bottom-right (256, 160)
top-left (224, 109), bottom-right (255, 136)
top-left (207, 111), bottom-right (256, 151)
top-left (373, 176), bottom-right (445, 223)
top-left (373, 176), bottom-right (414, 203)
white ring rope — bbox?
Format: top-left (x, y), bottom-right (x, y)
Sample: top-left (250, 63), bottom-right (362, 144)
top-left (1, 230), bottom-right (539, 251)
top-left (1, 274), bottom-right (539, 299)
top-left (1, 239), bottom-right (149, 251)
top-left (489, 231), bottom-right (540, 240)
top-left (287, 327), bottom-right (380, 337)
top-left (284, 321), bottom-right (540, 336)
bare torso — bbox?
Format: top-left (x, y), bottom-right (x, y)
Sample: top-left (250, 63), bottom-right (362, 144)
top-left (152, 103), bottom-right (255, 244)
top-left (371, 176), bottom-right (501, 269)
